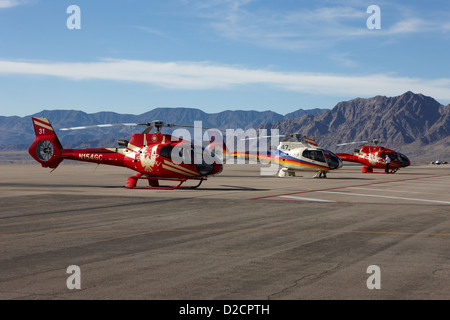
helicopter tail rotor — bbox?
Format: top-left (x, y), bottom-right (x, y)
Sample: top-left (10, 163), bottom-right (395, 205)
top-left (28, 117), bottom-right (64, 169)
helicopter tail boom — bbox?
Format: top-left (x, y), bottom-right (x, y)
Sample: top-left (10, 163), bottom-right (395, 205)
top-left (335, 153), bottom-right (360, 163)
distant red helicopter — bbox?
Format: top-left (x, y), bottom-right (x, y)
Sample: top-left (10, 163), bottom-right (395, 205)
top-left (28, 117), bottom-right (223, 189)
top-left (335, 139), bottom-right (410, 173)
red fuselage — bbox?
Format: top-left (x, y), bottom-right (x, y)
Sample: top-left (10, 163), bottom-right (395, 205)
top-left (58, 133), bottom-right (223, 179)
top-left (336, 146), bottom-right (410, 173)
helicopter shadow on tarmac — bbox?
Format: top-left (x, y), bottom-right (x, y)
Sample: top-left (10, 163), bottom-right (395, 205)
top-left (118, 184), bottom-right (271, 191)
top-left (100, 184), bottom-right (271, 191)
top-left (326, 176), bottom-right (375, 180)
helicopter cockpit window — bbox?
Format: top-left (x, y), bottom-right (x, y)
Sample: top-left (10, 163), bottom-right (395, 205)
top-left (170, 144), bottom-right (215, 175)
top-left (163, 144), bottom-right (216, 176)
top-left (165, 145), bottom-right (192, 164)
top-left (302, 149), bottom-right (326, 163)
top-left (160, 146), bottom-right (173, 160)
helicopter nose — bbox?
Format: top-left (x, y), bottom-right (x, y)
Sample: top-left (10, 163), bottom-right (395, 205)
top-left (213, 162), bottom-right (224, 175)
top-left (337, 157), bottom-right (343, 169)
top-left (324, 150), bottom-right (343, 170)
top-left (335, 156), bottom-right (343, 169)
top-left (211, 152), bottom-right (224, 175)
top-left (195, 153), bottom-right (224, 176)
top-left (397, 152), bottom-right (410, 167)
top-left (403, 156), bottom-right (411, 167)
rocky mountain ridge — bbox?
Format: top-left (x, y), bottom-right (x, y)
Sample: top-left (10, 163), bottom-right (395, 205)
top-left (261, 91), bottom-right (449, 162)
top-left (1, 92), bottom-right (449, 163)
top-left (0, 107), bottom-right (327, 151)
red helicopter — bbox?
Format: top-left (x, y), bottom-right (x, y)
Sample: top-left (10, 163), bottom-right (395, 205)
top-left (335, 139), bottom-right (410, 174)
top-left (28, 117), bottom-right (223, 189)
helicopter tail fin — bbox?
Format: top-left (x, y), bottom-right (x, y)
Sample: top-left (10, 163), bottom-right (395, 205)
top-left (304, 136), bottom-right (318, 147)
top-left (28, 117), bottom-right (64, 169)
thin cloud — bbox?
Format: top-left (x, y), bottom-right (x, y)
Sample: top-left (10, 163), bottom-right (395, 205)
top-left (385, 17), bottom-right (450, 35)
top-left (1, 58), bottom-right (450, 101)
top-left (210, 5), bottom-right (366, 50)
top-left (0, 0), bottom-right (28, 8)
top-left (184, 0), bottom-right (450, 50)
top-left (132, 26), bottom-right (166, 37)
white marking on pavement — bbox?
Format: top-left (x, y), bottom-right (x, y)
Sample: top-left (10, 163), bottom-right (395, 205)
top-left (317, 191), bottom-right (450, 205)
top-left (280, 195), bottom-right (336, 203)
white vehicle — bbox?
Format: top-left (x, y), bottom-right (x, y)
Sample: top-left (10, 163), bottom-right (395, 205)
top-left (431, 160), bottom-right (448, 165)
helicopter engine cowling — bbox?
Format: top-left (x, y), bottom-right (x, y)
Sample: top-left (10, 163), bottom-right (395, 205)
top-left (118, 139), bottom-right (129, 147)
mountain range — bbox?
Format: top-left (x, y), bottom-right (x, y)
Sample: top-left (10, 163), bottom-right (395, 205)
top-left (0, 107), bottom-right (327, 152)
top-left (1, 91), bottom-right (449, 163)
top-left (261, 91), bottom-right (449, 162)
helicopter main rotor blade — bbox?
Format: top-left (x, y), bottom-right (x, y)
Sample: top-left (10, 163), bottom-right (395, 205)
top-left (60, 123), bottom-right (139, 131)
top-left (336, 141), bottom-right (369, 146)
top-left (240, 135), bottom-right (286, 141)
top-left (281, 135), bottom-right (293, 142)
top-left (168, 123), bottom-right (218, 131)
top-left (142, 125), bottom-right (156, 134)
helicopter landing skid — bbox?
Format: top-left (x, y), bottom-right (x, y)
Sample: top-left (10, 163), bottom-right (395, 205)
top-left (361, 166), bottom-right (399, 174)
top-left (125, 173), bottom-right (205, 189)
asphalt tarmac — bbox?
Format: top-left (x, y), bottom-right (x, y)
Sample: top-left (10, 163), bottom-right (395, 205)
top-left (1, 163), bottom-right (449, 300)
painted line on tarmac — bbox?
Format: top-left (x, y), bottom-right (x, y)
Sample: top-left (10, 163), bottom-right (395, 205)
top-left (280, 195), bottom-right (336, 203)
top-left (318, 191), bottom-right (450, 205)
top-left (345, 187), bottom-right (433, 194)
top-left (250, 173), bottom-right (450, 203)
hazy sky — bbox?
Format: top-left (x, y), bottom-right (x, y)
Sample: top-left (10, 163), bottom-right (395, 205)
top-left (1, 0), bottom-right (449, 116)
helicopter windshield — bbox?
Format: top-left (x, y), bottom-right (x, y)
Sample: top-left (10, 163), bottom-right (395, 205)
top-left (323, 150), bottom-right (342, 169)
top-left (380, 151), bottom-right (409, 167)
top-left (397, 152), bottom-right (410, 167)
